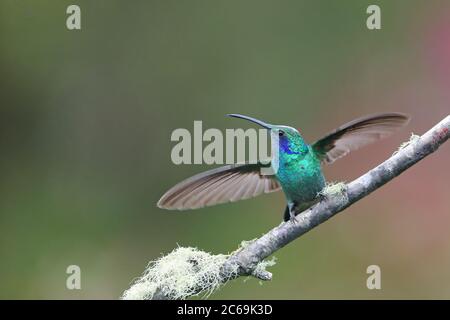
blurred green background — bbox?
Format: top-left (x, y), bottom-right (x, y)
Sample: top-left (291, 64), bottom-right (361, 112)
top-left (0, 0), bottom-right (449, 299)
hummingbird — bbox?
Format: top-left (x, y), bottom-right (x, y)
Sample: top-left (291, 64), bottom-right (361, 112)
top-left (157, 113), bottom-right (410, 222)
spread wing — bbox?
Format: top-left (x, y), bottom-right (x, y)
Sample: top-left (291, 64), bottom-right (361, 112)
top-left (157, 161), bottom-right (281, 210)
top-left (312, 113), bottom-right (410, 164)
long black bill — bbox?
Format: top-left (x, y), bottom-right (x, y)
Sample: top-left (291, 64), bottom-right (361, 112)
top-left (227, 114), bottom-right (273, 129)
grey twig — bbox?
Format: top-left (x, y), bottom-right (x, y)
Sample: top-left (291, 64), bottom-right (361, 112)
top-left (134, 115), bottom-right (449, 300)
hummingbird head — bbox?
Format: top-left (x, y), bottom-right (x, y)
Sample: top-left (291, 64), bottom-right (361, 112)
top-left (227, 114), bottom-right (309, 156)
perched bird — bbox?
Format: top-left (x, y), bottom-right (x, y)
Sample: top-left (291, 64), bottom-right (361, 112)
top-left (157, 113), bottom-right (410, 222)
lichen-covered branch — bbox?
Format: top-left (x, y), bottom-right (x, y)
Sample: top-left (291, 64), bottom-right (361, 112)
top-left (123, 115), bottom-right (449, 300)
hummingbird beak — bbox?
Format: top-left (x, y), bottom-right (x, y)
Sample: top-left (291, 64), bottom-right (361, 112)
top-left (227, 114), bottom-right (273, 129)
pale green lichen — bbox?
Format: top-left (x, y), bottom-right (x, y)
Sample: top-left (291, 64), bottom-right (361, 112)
top-left (318, 181), bottom-right (348, 205)
top-left (393, 133), bottom-right (420, 155)
top-left (319, 182), bottom-right (347, 197)
top-left (237, 238), bottom-right (257, 251)
top-left (121, 247), bottom-right (232, 300)
top-left (121, 243), bottom-right (276, 300)
top-left (252, 257), bottom-right (276, 278)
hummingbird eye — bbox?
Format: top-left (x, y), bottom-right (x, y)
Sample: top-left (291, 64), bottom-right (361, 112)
top-left (278, 130), bottom-right (284, 137)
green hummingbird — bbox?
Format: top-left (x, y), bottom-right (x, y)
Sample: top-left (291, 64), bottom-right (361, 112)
top-left (157, 113), bottom-right (410, 222)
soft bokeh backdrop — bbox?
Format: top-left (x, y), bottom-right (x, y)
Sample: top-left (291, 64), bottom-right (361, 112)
top-left (0, 0), bottom-right (449, 299)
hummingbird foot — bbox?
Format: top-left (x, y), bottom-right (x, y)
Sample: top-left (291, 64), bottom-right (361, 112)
top-left (288, 203), bottom-right (298, 223)
top-left (283, 202), bottom-right (304, 223)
